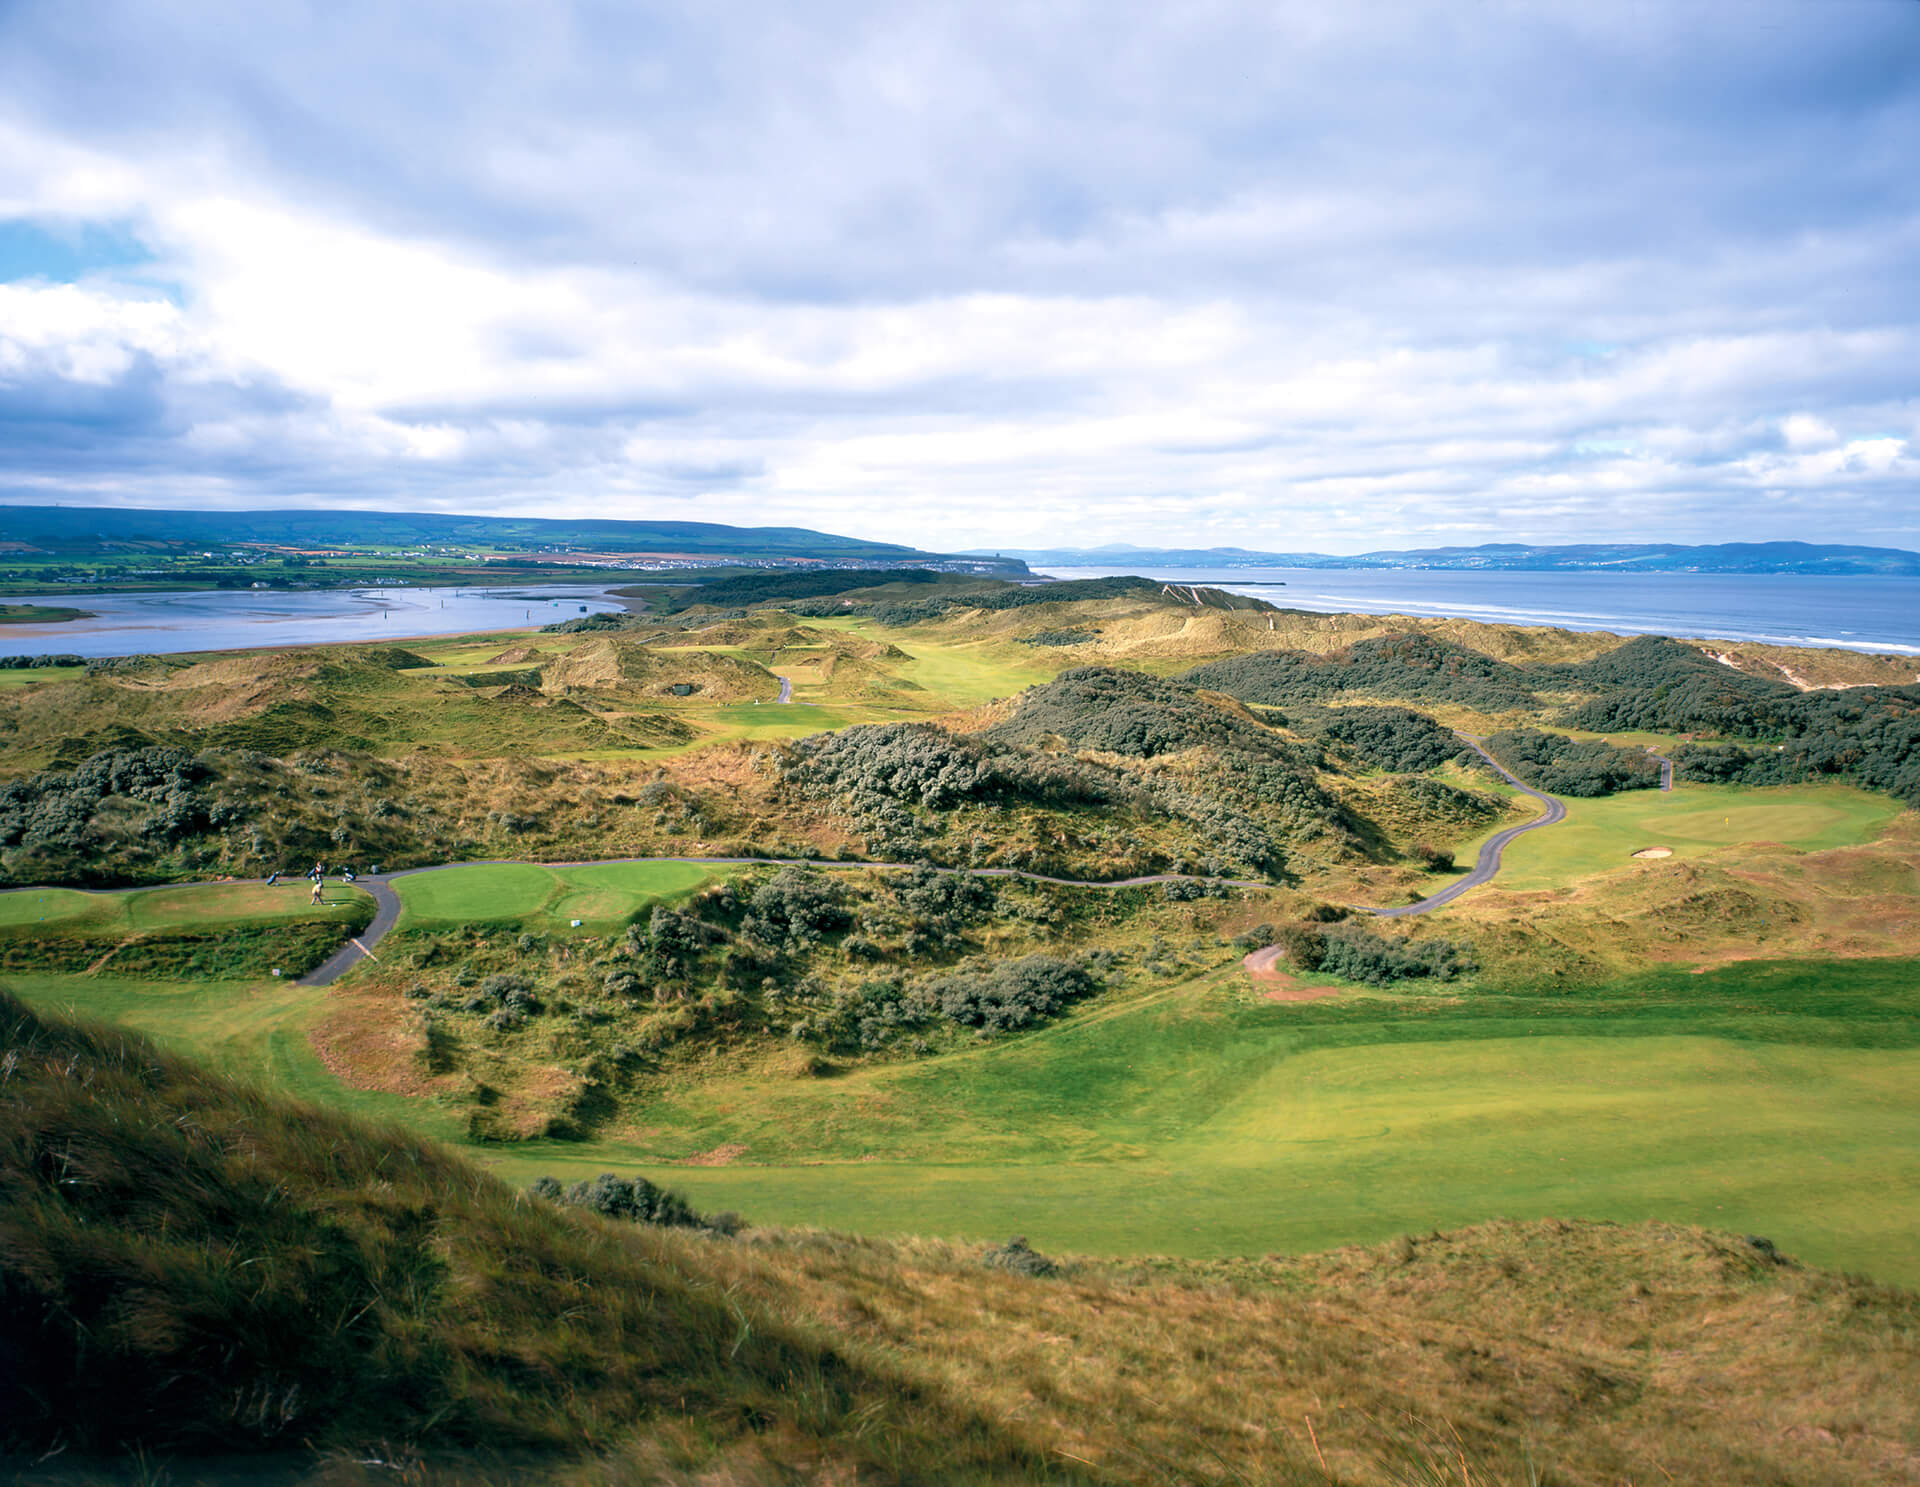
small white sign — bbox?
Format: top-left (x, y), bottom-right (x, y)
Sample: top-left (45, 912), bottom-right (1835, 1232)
top-left (570, 919), bottom-right (583, 927)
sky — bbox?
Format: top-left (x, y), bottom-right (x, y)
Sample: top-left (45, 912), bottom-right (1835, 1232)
top-left (0, 0), bottom-right (1916, 556)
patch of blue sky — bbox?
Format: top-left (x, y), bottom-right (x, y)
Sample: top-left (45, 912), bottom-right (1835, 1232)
top-left (0, 217), bottom-right (153, 283)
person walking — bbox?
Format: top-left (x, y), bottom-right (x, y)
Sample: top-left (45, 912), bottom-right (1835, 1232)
top-left (311, 875), bottom-right (324, 906)
top-left (266, 870), bottom-right (279, 887)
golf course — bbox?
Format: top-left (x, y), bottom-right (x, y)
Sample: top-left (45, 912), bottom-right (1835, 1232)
top-left (3, 583), bottom-right (1918, 1290)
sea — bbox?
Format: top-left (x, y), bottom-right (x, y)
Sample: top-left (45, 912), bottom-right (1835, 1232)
top-left (1041, 566), bottom-right (1920, 657)
top-left (3, 568), bottom-right (1919, 660)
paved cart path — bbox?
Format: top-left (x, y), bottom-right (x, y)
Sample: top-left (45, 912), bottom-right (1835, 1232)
top-left (1370, 733), bottom-right (1568, 920)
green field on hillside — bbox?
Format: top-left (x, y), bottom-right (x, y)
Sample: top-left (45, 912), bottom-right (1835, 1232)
top-left (485, 956), bottom-right (1920, 1282)
top-left (1493, 780), bottom-right (1899, 890)
top-left (14, 949), bottom-right (1916, 1286)
top-left (392, 859), bottom-right (717, 931)
top-left (0, 971), bottom-right (469, 1143)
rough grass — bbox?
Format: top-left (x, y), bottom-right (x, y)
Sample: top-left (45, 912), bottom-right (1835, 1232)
top-left (0, 990), bottom-right (1063, 1478)
top-left (5, 991), bottom-right (1918, 1485)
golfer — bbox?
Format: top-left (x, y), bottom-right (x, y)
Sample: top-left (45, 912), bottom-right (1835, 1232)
top-left (311, 875), bottom-right (324, 906)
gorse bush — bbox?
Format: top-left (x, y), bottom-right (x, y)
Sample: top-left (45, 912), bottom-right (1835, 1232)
top-left (0, 745), bottom-right (210, 862)
top-left (787, 721), bottom-right (1120, 812)
top-left (986, 666), bottom-right (1300, 761)
top-left (1295, 704), bottom-right (1464, 774)
top-left (743, 866), bottom-right (854, 947)
top-left (1184, 634), bottom-right (1538, 712)
top-left (527, 1171), bottom-right (706, 1229)
top-left (1487, 730), bottom-right (1663, 797)
top-left (926, 954), bottom-right (1097, 1032)
top-left (1282, 923), bottom-right (1475, 985)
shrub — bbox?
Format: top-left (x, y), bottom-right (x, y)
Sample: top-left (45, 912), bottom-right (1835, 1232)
top-left (530, 1171), bottom-right (706, 1229)
top-left (1486, 730), bottom-right (1662, 797)
top-left (1294, 704), bottom-right (1462, 773)
top-left (743, 868), bottom-right (853, 947)
top-left (480, 972), bottom-right (533, 1003)
top-left (927, 955), bottom-right (1097, 1032)
top-left (983, 1236), bottom-right (1059, 1277)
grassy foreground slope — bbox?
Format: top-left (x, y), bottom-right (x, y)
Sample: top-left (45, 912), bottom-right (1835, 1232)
top-left (5, 991), bottom-right (1920, 1485)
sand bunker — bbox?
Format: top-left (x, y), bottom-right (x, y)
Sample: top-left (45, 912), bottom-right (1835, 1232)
top-left (1631, 846), bottom-right (1674, 859)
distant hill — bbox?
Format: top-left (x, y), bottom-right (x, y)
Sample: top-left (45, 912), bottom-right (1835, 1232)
top-left (0, 504), bottom-right (1025, 571)
top-left (975, 540), bottom-right (1920, 576)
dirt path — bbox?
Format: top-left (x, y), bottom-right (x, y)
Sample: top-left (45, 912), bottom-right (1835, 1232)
top-left (1241, 944), bottom-right (1340, 1002)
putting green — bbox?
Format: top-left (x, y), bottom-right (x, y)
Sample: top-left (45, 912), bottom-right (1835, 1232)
top-left (394, 863), bottom-right (557, 924)
top-left (1495, 781), bottom-right (1900, 891)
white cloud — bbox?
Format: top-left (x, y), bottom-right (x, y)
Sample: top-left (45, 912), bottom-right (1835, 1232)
top-left (0, 0), bottom-right (1917, 550)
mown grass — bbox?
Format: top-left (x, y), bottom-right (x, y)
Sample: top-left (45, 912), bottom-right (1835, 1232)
top-left (0, 880), bottom-right (374, 931)
top-left (0, 971), bottom-right (470, 1146)
top-left (0, 882), bottom-right (376, 980)
top-left (1494, 779), bottom-right (1899, 890)
top-left (392, 861), bottom-right (717, 932)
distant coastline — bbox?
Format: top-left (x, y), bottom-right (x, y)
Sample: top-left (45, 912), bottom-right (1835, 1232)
top-left (986, 539), bottom-right (1920, 577)
top-left (1041, 565), bottom-right (1920, 659)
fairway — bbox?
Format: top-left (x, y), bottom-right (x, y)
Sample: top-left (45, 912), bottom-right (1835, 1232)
top-left (10, 897), bottom-right (1920, 1287)
top-left (393, 859), bottom-right (717, 930)
top-left (630, 1035), bottom-right (1920, 1284)
top-left (467, 954), bottom-right (1920, 1286)
top-left (1494, 780), bottom-right (1900, 891)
